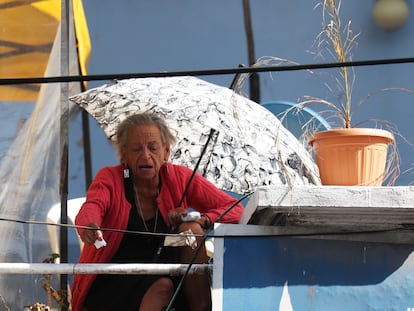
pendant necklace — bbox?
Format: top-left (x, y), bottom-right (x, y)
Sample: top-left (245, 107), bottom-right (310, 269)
top-left (133, 184), bottom-right (158, 232)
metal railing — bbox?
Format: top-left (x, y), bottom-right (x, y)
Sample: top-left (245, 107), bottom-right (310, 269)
top-left (0, 263), bottom-right (212, 275)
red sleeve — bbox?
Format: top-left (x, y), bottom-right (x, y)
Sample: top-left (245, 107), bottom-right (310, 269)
top-left (168, 165), bottom-right (244, 224)
top-left (75, 166), bottom-right (128, 235)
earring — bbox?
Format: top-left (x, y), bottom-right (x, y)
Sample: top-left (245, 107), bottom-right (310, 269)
top-left (123, 166), bottom-right (130, 178)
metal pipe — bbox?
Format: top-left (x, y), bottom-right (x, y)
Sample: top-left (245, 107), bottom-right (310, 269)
top-left (0, 263), bottom-right (212, 275)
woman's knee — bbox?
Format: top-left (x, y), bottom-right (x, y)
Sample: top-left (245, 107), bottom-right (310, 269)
top-left (178, 221), bottom-right (203, 234)
top-left (140, 277), bottom-right (175, 310)
top-left (149, 277), bottom-right (175, 296)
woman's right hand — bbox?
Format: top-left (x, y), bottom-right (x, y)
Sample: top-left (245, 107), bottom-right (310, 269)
top-left (80, 222), bottom-right (103, 245)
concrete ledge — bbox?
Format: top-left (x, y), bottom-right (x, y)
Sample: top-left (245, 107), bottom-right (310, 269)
top-left (240, 186), bottom-right (414, 244)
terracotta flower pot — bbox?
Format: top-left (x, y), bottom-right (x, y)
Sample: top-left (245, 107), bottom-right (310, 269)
top-left (309, 128), bottom-right (394, 186)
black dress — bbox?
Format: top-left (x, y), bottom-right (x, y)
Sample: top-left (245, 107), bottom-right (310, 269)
top-left (83, 175), bottom-right (189, 311)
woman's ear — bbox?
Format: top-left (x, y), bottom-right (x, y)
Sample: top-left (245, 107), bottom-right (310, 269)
top-left (120, 147), bottom-right (127, 164)
top-left (164, 144), bottom-right (171, 161)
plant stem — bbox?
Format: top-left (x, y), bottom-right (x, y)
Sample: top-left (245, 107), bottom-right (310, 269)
top-left (324, 0), bottom-right (352, 127)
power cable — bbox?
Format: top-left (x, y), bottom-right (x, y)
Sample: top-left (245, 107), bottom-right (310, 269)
top-left (0, 57), bottom-right (414, 85)
top-left (0, 215), bottom-right (412, 239)
top-left (164, 191), bottom-right (254, 311)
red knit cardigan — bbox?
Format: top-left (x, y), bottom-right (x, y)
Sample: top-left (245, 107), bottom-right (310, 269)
top-left (70, 163), bottom-right (243, 311)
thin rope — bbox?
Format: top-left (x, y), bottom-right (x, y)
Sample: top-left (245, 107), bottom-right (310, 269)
top-left (0, 216), bottom-right (411, 239)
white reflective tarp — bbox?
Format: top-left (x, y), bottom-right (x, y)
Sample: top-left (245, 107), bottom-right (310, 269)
top-left (0, 14), bottom-right (82, 311)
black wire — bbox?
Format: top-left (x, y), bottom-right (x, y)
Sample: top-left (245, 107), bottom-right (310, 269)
top-left (177, 128), bottom-right (217, 207)
top-left (229, 64), bottom-right (246, 90)
top-left (0, 215), bottom-right (411, 239)
top-left (1, 57), bottom-right (414, 85)
top-left (164, 191), bottom-right (254, 311)
top-left (0, 217), bottom-right (191, 238)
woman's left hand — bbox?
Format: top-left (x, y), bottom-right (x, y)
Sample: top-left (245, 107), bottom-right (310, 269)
top-left (197, 214), bottom-right (211, 229)
top-left (167, 207), bottom-right (188, 227)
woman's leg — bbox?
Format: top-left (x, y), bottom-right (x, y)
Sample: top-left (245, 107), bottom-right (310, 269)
top-left (139, 277), bottom-right (174, 311)
top-left (178, 222), bottom-right (211, 311)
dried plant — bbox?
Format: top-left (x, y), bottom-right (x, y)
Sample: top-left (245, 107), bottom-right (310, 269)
top-left (26, 253), bottom-right (67, 311)
top-left (233, 0), bottom-right (359, 129)
top-left (315, 0), bottom-right (358, 128)
top-left (296, 0), bottom-right (414, 184)
top-left (233, 0), bottom-right (414, 185)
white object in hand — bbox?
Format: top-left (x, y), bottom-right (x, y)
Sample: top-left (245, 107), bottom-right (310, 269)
top-left (94, 238), bottom-right (107, 249)
top-left (181, 211), bottom-right (201, 222)
top-left (164, 229), bottom-right (197, 249)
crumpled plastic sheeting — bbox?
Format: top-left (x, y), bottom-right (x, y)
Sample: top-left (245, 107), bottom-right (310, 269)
top-left (0, 22), bottom-right (82, 310)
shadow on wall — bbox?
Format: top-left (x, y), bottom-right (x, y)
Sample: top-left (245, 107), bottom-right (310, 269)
top-left (223, 236), bottom-right (414, 288)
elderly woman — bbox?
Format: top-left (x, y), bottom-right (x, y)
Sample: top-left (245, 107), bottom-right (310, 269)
top-left (71, 112), bottom-right (244, 311)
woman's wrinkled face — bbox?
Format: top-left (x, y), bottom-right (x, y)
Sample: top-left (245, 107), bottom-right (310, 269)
top-left (121, 124), bottom-right (170, 183)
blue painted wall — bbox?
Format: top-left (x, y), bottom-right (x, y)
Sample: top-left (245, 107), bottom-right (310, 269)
top-left (63, 3), bottom-right (414, 309)
top-left (215, 225), bottom-right (414, 310)
top-left (68, 0), bottom-right (414, 198)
